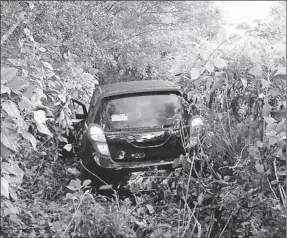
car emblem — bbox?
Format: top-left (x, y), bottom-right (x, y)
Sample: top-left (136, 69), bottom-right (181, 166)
top-left (131, 153), bottom-right (145, 159)
top-left (141, 134), bottom-right (156, 140)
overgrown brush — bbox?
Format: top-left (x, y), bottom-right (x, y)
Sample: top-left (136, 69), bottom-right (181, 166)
top-left (1, 1), bottom-right (286, 238)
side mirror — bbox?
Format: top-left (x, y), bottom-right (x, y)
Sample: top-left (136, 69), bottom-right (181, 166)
top-left (71, 99), bottom-right (88, 120)
top-left (75, 113), bottom-right (86, 119)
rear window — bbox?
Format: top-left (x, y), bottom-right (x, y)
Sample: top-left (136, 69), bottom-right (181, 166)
top-left (95, 93), bottom-right (182, 131)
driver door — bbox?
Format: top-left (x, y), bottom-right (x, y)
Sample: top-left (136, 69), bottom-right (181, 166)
top-left (69, 99), bottom-right (88, 152)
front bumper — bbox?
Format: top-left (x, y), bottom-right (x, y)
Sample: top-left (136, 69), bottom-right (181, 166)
top-left (93, 152), bottom-right (175, 170)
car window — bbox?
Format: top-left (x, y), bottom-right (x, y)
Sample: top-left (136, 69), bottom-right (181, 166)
top-left (95, 93), bottom-right (183, 131)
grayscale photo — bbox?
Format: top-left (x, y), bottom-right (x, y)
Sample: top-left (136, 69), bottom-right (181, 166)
top-left (1, 1), bottom-right (286, 237)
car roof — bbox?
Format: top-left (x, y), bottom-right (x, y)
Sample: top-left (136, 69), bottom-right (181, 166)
top-left (99, 80), bottom-right (181, 97)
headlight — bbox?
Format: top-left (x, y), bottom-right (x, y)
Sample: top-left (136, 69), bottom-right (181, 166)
top-left (89, 124), bottom-right (106, 142)
top-left (88, 124), bottom-right (111, 156)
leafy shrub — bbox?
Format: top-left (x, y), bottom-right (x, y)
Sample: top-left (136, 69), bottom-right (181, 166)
top-left (1, 1), bottom-right (286, 238)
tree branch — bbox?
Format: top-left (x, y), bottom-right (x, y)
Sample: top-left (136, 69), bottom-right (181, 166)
top-left (142, 22), bottom-right (175, 26)
top-left (1, 11), bottom-right (26, 45)
top-left (144, 10), bottom-right (181, 14)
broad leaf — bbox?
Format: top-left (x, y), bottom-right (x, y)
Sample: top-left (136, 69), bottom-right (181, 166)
top-left (260, 78), bottom-right (272, 88)
top-left (5, 76), bottom-right (29, 92)
top-left (20, 47), bottom-right (33, 54)
top-left (2, 161), bottom-right (24, 184)
top-left (262, 103), bottom-right (273, 117)
top-left (1, 177), bottom-right (9, 199)
top-left (1, 126), bottom-right (19, 152)
top-left (35, 122), bottom-right (53, 137)
top-left (276, 148), bottom-right (286, 160)
top-left (267, 136), bottom-right (280, 146)
top-left (4, 200), bottom-right (20, 214)
top-left (1, 85), bottom-right (11, 95)
top-left (247, 146), bottom-right (260, 159)
top-left (255, 163), bottom-right (264, 174)
top-left (38, 47), bottom-right (46, 52)
top-left (18, 117), bottom-right (29, 131)
top-left (187, 91), bottom-right (193, 101)
top-left (18, 96), bottom-right (34, 111)
top-left (146, 204), bottom-right (155, 214)
top-left (249, 50), bottom-right (261, 63)
top-left (45, 108), bottom-right (54, 118)
top-left (258, 93), bottom-right (265, 99)
top-left (269, 89), bottom-right (280, 97)
top-left (28, 230), bottom-right (37, 238)
top-left (20, 130), bottom-right (37, 150)
top-left (264, 117), bottom-right (276, 124)
top-left (56, 109), bottom-right (65, 125)
top-left (273, 43), bottom-right (286, 58)
top-left (202, 50), bottom-right (211, 61)
top-left (197, 76), bottom-right (213, 86)
top-left (2, 101), bottom-right (20, 119)
top-left (9, 186), bottom-right (18, 201)
top-left (31, 87), bottom-right (44, 103)
top-left (256, 141), bottom-right (264, 148)
top-left (66, 186), bottom-right (78, 191)
top-left (83, 179), bottom-right (91, 187)
top-left (63, 144), bottom-right (72, 152)
top-left (58, 135), bottom-right (68, 143)
top-left (197, 192), bottom-right (204, 205)
top-left (82, 72), bottom-right (94, 81)
top-left (1, 144), bottom-right (10, 159)
top-left (68, 179), bottom-right (82, 190)
top-left (276, 120), bottom-right (286, 133)
top-left (1, 67), bottom-right (18, 84)
top-left (99, 184), bottom-right (113, 190)
top-left (190, 68), bottom-right (203, 80)
top-left (211, 72), bottom-right (226, 92)
top-left (23, 28), bottom-right (31, 36)
top-left (67, 168), bottom-right (80, 176)
top-left (241, 78), bottom-right (247, 88)
top-left (7, 58), bottom-right (26, 67)
top-left (213, 57), bottom-right (227, 68)
top-left (29, 2), bottom-right (34, 10)
top-left (34, 110), bottom-right (46, 124)
top-left (65, 82), bottom-right (73, 89)
top-left (205, 61), bottom-right (214, 73)
top-left (58, 94), bottom-right (66, 103)
top-left (42, 62), bottom-right (53, 71)
top-left (274, 66), bottom-right (286, 76)
top-left (173, 158), bottom-right (180, 168)
top-left (265, 120), bottom-right (277, 133)
top-left (248, 64), bottom-right (262, 77)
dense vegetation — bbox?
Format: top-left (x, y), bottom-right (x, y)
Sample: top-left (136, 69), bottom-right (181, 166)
top-left (1, 1), bottom-right (286, 237)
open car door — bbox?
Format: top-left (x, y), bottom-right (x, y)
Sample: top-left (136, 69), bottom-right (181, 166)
top-left (69, 99), bottom-right (88, 153)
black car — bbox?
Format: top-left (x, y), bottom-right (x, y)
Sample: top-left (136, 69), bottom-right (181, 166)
top-left (71, 80), bottom-right (203, 188)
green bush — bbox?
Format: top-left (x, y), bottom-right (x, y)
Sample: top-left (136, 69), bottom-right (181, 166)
top-left (1, 1), bottom-right (285, 237)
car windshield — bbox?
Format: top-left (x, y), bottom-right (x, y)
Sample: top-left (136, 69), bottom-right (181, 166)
top-left (96, 93), bottom-right (182, 130)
